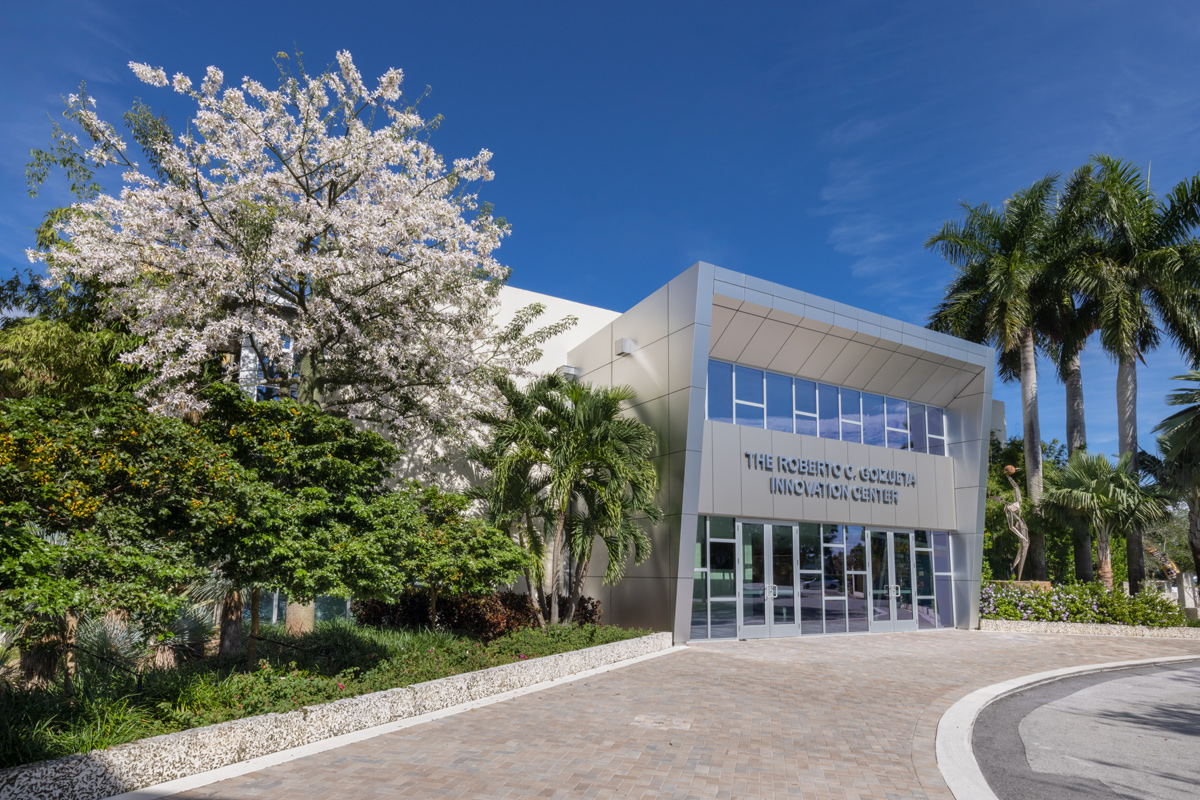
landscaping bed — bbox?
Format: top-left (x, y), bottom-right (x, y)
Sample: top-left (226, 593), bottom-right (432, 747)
top-left (979, 580), bottom-right (1186, 627)
top-left (0, 620), bottom-right (649, 771)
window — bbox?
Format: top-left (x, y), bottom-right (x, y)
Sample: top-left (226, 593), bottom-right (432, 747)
top-left (705, 360), bottom-right (950, 456)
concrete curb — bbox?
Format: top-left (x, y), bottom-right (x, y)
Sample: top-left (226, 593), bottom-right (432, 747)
top-left (0, 632), bottom-right (676, 800)
top-left (935, 653), bottom-right (1200, 800)
top-left (979, 619), bottom-right (1200, 638)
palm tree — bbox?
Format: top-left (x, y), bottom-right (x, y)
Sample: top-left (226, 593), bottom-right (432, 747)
top-left (1151, 371), bottom-right (1200, 575)
top-left (1071, 154), bottom-right (1200, 592)
top-left (928, 175), bottom-right (1060, 578)
top-left (470, 376), bottom-right (552, 628)
top-left (472, 375), bottom-right (661, 625)
top-left (1044, 451), bottom-right (1168, 589)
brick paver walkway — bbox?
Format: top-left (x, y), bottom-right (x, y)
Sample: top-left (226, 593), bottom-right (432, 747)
top-left (175, 631), bottom-right (1200, 799)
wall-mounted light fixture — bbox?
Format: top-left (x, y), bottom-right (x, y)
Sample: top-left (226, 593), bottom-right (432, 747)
top-left (614, 337), bottom-right (637, 357)
top-left (558, 364), bottom-right (583, 381)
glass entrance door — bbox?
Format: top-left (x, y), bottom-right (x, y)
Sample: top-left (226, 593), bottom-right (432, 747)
top-left (868, 530), bottom-right (919, 633)
top-left (737, 522), bottom-right (799, 638)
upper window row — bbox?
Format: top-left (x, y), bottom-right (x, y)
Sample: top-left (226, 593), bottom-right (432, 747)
top-left (706, 360), bottom-right (949, 455)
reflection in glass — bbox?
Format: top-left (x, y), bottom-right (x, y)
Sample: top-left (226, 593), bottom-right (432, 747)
top-left (928, 406), bottom-right (945, 437)
top-left (773, 526), bottom-right (796, 626)
top-left (915, 530), bottom-right (930, 548)
top-left (800, 574), bottom-right (823, 634)
top-left (886, 397), bottom-right (909, 449)
top-left (798, 523), bottom-right (821, 569)
top-left (710, 601), bottom-right (738, 638)
top-left (928, 438), bottom-right (946, 456)
top-left (933, 532), bottom-right (951, 572)
top-left (871, 531), bottom-right (891, 622)
top-left (710, 542), bottom-right (736, 597)
top-left (935, 575), bottom-right (954, 628)
top-left (795, 415), bottom-right (818, 437)
top-left (823, 524), bottom-right (844, 545)
top-left (707, 361), bottom-right (733, 424)
top-left (710, 517), bottom-right (735, 540)
top-left (823, 546), bottom-right (846, 597)
top-left (691, 569), bottom-right (708, 639)
top-left (863, 393), bottom-right (886, 446)
top-left (824, 600), bottom-right (847, 634)
top-left (848, 574), bottom-right (869, 632)
top-left (915, 551), bottom-right (934, 596)
top-left (794, 379), bottom-right (816, 415)
top-left (735, 403), bottom-right (765, 427)
top-left (917, 597), bottom-right (937, 629)
top-left (841, 421), bottom-right (862, 443)
top-left (766, 373), bottom-right (794, 432)
top-left (910, 403), bottom-right (927, 453)
top-left (735, 366), bottom-right (764, 403)
top-left (845, 527), bottom-right (866, 570)
top-left (696, 517), bottom-right (707, 568)
top-left (893, 533), bottom-right (914, 622)
top-left (818, 383), bottom-right (840, 438)
top-left (742, 524), bottom-right (766, 627)
top-left (841, 388), bottom-right (862, 423)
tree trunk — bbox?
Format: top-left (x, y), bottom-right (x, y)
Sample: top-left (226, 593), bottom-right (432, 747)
top-left (246, 587), bottom-right (260, 671)
top-left (1188, 497), bottom-right (1200, 595)
top-left (1096, 525), bottom-right (1114, 589)
top-left (1019, 328), bottom-right (1047, 579)
top-left (1117, 358), bottom-right (1144, 593)
top-left (219, 590), bottom-right (244, 658)
top-left (1071, 521), bottom-right (1095, 583)
top-left (549, 507), bottom-right (567, 625)
top-left (1064, 349), bottom-right (1087, 455)
top-left (285, 600), bottom-right (315, 636)
top-left (564, 552), bottom-right (592, 625)
top-left (1064, 357), bottom-right (1094, 582)
top-left (62, 611), bottom-right (77, 700)
top-left (524, 568), bottom-right (546, 630)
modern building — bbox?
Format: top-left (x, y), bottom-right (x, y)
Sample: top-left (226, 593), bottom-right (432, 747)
top-left (508, 262), bottom-right (997, 643)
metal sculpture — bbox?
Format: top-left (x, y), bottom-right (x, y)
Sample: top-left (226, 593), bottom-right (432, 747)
top-left (1001, 465), bottom-right (1030, 582)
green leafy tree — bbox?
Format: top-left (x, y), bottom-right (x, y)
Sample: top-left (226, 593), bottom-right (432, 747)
top-left (0, 391), bottom-right (246, 691)
top-left (985, 436), bottom-right (1075, 582)
top-left (391, 484), bottom-right (529, 628)
top-left (1072, 155), bottom-right (1200, 592)
top-left (1043, 451), bottom-right (1168, 588)
top-left (928, 176), bottom-right (1061, 578)
top-left (472, 375), bottom-right (661, 625)
top-left (197, 384), bottom-right (414, 662)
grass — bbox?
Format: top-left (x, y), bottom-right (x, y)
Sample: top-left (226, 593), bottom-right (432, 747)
top-left (0, 620), bottom-right (647, 770)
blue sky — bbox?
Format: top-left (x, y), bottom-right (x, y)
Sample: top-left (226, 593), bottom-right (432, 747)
top-left (3, 2), bottom-right (1199, 456)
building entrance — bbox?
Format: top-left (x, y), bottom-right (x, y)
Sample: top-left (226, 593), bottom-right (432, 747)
top-left (735, 522), bottom-right (798, 638)
top-left (869, 530), bottom-right (919, 632)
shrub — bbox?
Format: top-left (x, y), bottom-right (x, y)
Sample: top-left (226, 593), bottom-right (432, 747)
top-left (353, 591), bottom-right (601, 640)
top-left (980, 581), bottom-right (1186, 627)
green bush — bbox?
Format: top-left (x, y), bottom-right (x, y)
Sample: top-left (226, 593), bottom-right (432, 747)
top-left (980, 581), bottom-right (1186, 627)
top-left (353, 591), bottom-right (601, 640)
top-left (0, 618), bottom-right (647, 769)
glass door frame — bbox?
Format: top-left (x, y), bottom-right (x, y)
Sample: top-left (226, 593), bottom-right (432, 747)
top-left (735, 520), bottom-right (800, 639)
top-left (868, 529), bottom-right (920, 633)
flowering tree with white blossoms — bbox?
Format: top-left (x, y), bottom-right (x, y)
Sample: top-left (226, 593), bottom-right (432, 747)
top-left (29, 52), bottom-right (570, 446)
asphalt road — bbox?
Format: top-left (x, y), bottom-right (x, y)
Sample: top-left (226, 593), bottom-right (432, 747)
top-left (973, 660), bottom-right (1200, 800)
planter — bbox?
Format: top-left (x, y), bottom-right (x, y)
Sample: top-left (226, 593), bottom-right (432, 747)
top-left (979, 619), bottom-right (1200, 639)
top-left (0, 632), bottom-right (673, 800)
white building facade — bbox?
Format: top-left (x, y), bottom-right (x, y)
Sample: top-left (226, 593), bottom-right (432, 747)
top-left (523, 262), bottom-right (996, 643)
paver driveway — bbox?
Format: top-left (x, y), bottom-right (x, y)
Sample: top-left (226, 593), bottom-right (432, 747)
top-left (175, 631), bottom-right (1200, 799)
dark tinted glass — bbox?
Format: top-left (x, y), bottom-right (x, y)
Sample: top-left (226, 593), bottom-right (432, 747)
top-left (928, 406), bottom-right (945, 437)
top-left (707, 361), bottom-right (733, 424)
top-left (798, 523), bottom-right (821, 570)
top-left (910, 403), bottom-right (927, 453)
top-left (709, 542), bottom-right (736, 597)
top-left (735, 366), bottom-right (764, 404)
top-left (766, 372), bottom-right (794, 432)
top-left (818, 383), bottom-right (840, 439)
top-left (862, 393), bottom-right (886, 447)
top-left (933, 532), bottom-right (951, 572)
top-left (794, 379), bottom-right (816, 414)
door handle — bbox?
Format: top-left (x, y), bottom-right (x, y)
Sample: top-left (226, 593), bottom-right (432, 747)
top-left (892, 585), bottom-right (901, 599)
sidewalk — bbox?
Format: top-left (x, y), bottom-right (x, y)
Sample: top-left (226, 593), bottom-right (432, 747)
top-left (168, 631), bottom-right (1200, 800)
